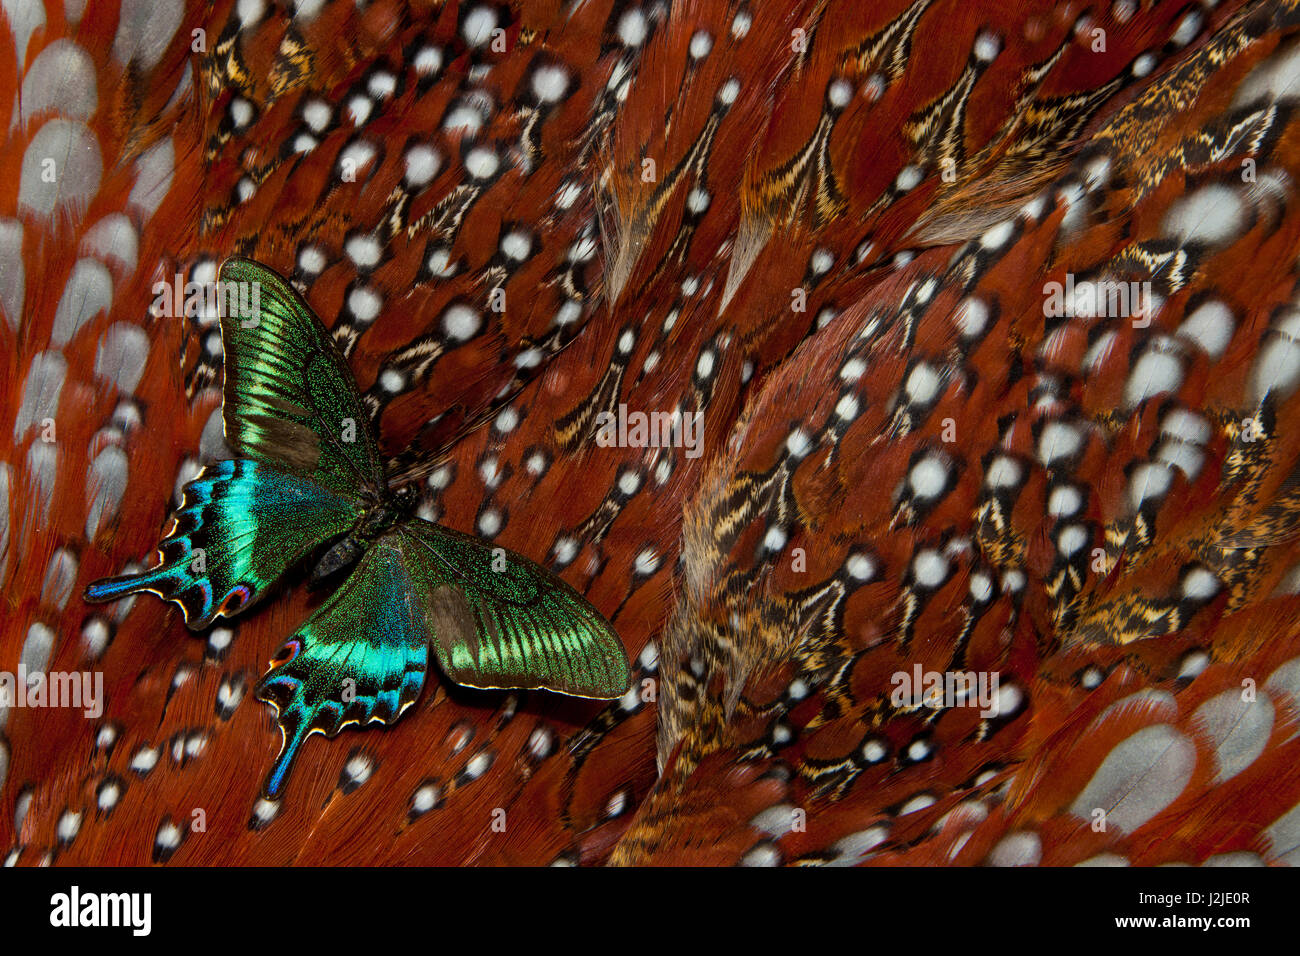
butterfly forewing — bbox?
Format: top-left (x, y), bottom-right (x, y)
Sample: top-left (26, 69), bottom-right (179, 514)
top-left (217, 257), bottom-right (386, 495)
top-left (398, 519), bottom-right (632, 700)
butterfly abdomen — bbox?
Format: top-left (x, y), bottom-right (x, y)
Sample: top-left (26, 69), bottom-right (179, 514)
top-left (309, 536), bottom-right (367, 586)
top-left (308, 502), bottom-right (406, 585)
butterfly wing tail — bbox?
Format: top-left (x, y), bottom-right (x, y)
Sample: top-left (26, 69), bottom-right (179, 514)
top-left (84, 564), bottom-right (185, 604)
top-left (261, 699), bottom-right (313, 801)
top-left (256, 651), bottom-right (421, 800)
top-left (83, 543), bottom-right (254, 629)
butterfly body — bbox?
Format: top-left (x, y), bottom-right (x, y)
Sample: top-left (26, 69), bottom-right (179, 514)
top-left (83, 258), bottom-right (631, 799)
top-left (309, 484), bottom-right (417, 586)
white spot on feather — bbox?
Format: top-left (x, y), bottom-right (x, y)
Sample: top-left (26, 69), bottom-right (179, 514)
top-left (464, 147), bottom-right (500, 181)
top-left (908, 454), bottom-right (949, 500)
top-left (988, 831), bottom-right (1040, 866)
top-left (912, 549), bottom-right (948, 588)
top-left (617, 9), bottom-right (648, 46)
top-left (961, 299), bottom-right (987, 340)
top-left (404, 144), bottom-right (441, 188)
top-left (1038, 421), bottom-right (1083, 467)
top-left (1162, 185), bottom-right (1246, 247)
top-left (1068, 724), bottom-right (1195, 832)
top-left (1124, 341), bottom-right (1184, 408)
top-left (689, 31), bottom-right (713, 59)
top-left (461, 7), bottom-right (497, 46)
top-left (442, 304), bottom-right (480, 341)
top-left (1193, 690), bottom-right (1273, 783)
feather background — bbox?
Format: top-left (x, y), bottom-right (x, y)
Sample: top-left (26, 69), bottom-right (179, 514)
top-left (3, 0), bottom-right (1300, 867)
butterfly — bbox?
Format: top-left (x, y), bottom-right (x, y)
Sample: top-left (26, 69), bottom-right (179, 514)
top-left (84, 257), bottom-right (631, 799)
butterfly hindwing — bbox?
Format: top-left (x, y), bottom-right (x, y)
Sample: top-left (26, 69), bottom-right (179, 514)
top-left (399, 519), bottom-right (633, 700)
top-left (217, 257), bottom-right (385, 495)
top-left (84, 460), bottom-right (361, 629)
top-left (255, 533), bottom-right (430, 798)
top-left (254, 522), bottom-right (630, 797)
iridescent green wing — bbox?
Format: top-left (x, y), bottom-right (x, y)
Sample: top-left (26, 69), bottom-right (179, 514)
top-left (255, 533), bottom-right (429, 798)
top-left (254, 524), bottom-right (628, 797)
top-left (399, 519), bottom-right (632, 700)
top-left (217, 257), bottom-right (385, 495)
top-left (84, 460), bottom-right (360, 629)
